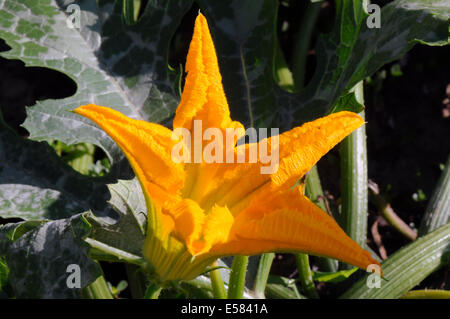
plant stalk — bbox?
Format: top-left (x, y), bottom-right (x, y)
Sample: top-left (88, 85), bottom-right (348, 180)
top-left (252, 253), bottom-right (275, 299)
top-left (340, 82), bottom-right (368, 269)
top-left (82, 275), bottom-right (113, 299)
top-left (295, 253), bottom-right (319, 298)
top-left (209, 260), bottom-right (227, 299)
top-left (227, 256), bottom-right (249, 299)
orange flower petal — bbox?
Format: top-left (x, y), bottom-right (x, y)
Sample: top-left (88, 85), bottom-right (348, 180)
top-left (210, 187), bottom-right (379, 272)
top-left (73, 104), bottom-right (185, 207)
top-left (192, 204), bottom-right (234, 255)
top-left (172, 13), bottom-right (243, 200)
top-left (173, 13), bottom-right (243, 134)
top-left (196, 111), bottom-right (364, 212)
top-left (167, 198), bottom-right (205, 254)
top-left (166, 199), bottom-right (234, 256)
top-left (271, 111), bottom-right (364, 189)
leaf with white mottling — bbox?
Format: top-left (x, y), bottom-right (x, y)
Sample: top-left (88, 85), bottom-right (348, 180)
top-left (0, 0), bottom-right (193, 163)
top-left (198, 0), bottom-right (449, 129)
top-left (0, 113), bottom-right (120, 220)
top-left (86, 178), bottom-right (147, 259)
top-left (0, 214), bottom-right (102, 298)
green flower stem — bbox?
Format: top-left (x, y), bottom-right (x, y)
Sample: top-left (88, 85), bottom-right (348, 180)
top-left (209, 260), bottom-right (227, 299)
top-left (369, 181), bottom-right (417, 241)
top-left (305, 166), bottom-right (338, 272)
top-left (227, 255), bottom-right (249, 299)
top-left (291, 0), bottom-right (322, 90)
top-left (419, 154), bottom-right (450, 235)
top-left (144, 281), bottom-right (162, 299)
top-left (295, 253), bottom-right (319, 299)
top-left (253, 253), bottom-right (275, 299)
top-left (340, 82), bottom-right (368, 267)
top-left (82, 274), bottom-right (113, 299)
top-left (401, 290), bottom-right (450, 299)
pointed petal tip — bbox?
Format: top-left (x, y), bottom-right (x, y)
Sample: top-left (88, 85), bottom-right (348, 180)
top-left (73, 104), bottom-right (104, 116)
top-left (332, 110), bottom-right (365, 126)
top-left (196, 11), bottom-right (206, 20)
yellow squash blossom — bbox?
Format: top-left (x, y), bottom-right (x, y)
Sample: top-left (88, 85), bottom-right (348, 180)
top-left (74, 13), bottom-right (379, 282)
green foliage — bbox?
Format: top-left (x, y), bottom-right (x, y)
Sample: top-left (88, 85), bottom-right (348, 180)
top-left (0, 0), bottom-right (448, 298)
top-left (0, 214), bottom-right (102, 298)
top-left (0, 112), bottom-right (117, 220)
top-left (341, 223), bottom-right (450, 299)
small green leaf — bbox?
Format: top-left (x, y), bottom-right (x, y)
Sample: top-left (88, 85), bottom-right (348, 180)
top-left (330, 91), bottom-right (364, 114)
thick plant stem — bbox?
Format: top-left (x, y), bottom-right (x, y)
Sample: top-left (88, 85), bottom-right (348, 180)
top-left (210, 260), bottom-right (227, 299)
top-left (340, 82), bottom-right (368, 269)
top-left (305, 166), bottom-right (338, 272)
top-left (228, 256), bottom-right (248, 299)
top-left (419, 154), bottom-right (450, 236)
top-left (292, 1), bottom-right (322, 90)
top-left (340, 83), bottom-right (368, 242)
top-left (82, 275), bottom-right (114, 299)
top-left (253, 253), bottom-right (275, 299)
top-left (295, 253), bottom-right (319, 299)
